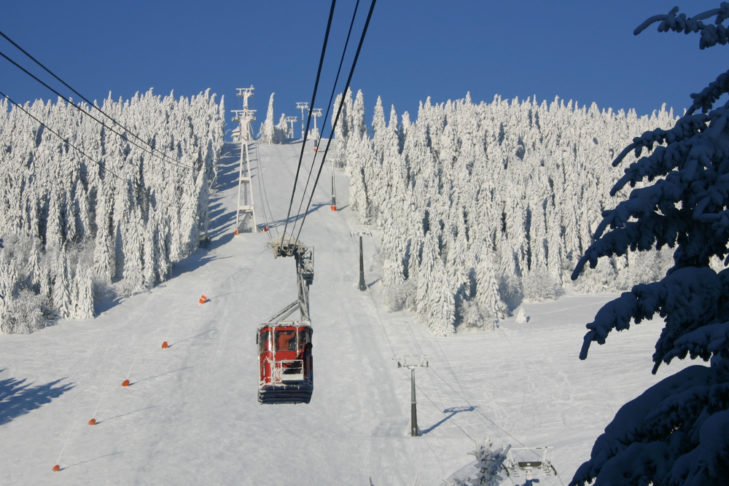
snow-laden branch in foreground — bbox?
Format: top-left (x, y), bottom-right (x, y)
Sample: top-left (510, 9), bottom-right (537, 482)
top-left (571, 3), bottom-right (729, 485)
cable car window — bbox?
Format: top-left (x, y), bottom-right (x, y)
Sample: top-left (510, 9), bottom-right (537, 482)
top-left (275, 330), bottom-right (296, 351)
top-left (259, 330), bottom-right (270, 354)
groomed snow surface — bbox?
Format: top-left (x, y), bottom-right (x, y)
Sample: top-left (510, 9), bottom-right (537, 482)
top-left (0, 142), bottom-right (684, 485)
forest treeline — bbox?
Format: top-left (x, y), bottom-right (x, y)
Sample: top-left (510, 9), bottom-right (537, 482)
top-left (0, 89), bottom-right (225, 333)
top-left (333, 90), bottom-right (677, 335)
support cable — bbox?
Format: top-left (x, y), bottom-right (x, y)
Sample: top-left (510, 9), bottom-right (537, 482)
top-left (0, 30), bottom-right (191, 170)
top-left (280, 0), bottom-right (337, 245)
top-left (0, 48), bottom-right (193, 170)
top-left (252, 142), bottom-right (276, 240)
top-left (0, 89), bottom-right (123, 181)
top-left (290, 0), bottom-right (361, 238)
top-left (256, 143), bottom-right (277, 235)
top-left (294, 0), bottom-right (376, 243)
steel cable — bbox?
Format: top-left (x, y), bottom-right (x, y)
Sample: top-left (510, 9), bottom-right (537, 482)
top-left (294, 0), bottom-right (376, 243)
top-left (280, 0), bottom-right (337, 245)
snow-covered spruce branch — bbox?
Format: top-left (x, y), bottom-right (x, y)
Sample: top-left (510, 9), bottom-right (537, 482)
top-left (570, 5), bottom-right (729, 484)
top-left (577, 264), bottom-right (724, 371)
top-left (610, 113), bottom-right (709, 189)
top-left (634, 3), bottom-right (729, 49)
top-left (571, 214), bottom-right (679, 280)
top-left (689, 69), bottom-right (729, 114)
top-left (571, 364), bottom-right (729, 486)
top-left (667, 320), bottom-right (729, 363)
top-left (575, 108), bottom-right (729, 281)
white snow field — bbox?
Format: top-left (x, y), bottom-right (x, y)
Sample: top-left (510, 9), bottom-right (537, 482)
top-left (0, 142), bottom-right (688, 485)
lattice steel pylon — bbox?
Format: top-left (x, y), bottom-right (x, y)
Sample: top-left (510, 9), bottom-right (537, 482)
top-left (233, 86), bottom-right (258, 233)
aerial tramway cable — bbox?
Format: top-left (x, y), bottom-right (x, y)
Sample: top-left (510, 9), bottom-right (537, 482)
top-left (289, 0), bottom-right (362, 237)
top-left (252, 142), bottom-right (277, 240)
top-left (0, 46), bottom-right (193, 170)
top-left (280, 0), bottom-right (338, 246)
top-left (0, 89), bottom-right (123, 181)
top-left (294, 0), bottom-right (377, 244)
top-left (0, 30), bottom-right (188, 170)
top-left (256, 5), bottom-right (563, 480)
top-left (258, 0), bottom-right (377, 406)
top-left (258, 2), bottom-right (338, 406)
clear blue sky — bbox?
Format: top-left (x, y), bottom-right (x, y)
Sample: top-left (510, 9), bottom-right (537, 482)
top-left (2, 1), bottom-right (726, 137)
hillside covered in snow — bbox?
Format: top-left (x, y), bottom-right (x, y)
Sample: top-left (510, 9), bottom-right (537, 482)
top-left (0, 139), bottom-right (686, 485)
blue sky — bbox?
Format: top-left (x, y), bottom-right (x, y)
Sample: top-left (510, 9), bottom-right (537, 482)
top-left (2, 1), bottom-right (726, 137)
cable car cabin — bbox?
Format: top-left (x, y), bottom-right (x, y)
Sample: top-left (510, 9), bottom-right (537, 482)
top-left (257, 322), bottom-right (313, 404)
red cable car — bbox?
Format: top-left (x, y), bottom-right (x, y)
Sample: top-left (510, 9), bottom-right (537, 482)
top-left (257, 322), bottom-right (313, 404)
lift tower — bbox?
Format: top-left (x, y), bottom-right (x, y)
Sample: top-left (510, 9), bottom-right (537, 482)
top-left (311, 108), bottom-right (323, 143)
top-left (286, 116), bottom-right (298, 140)
top-left (233, 85), bottom-right (257, 233)
top-left (296, 101), bottom-right (309, 140)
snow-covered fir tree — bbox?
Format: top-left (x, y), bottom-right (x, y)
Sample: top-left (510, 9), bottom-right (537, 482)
top-left (335, 89), bottom-right (676, 335)
top-left (257, 92), bottom-right (289, 144)
top-left (258, 92), bottom-right (276, 144)
top-left (275, 113), bottom-right (290, 143)
top-left (0, 89), bottom-right (225, 333)
top-left (331, 91), bottom-right (356, 168)
top-left (570, 4), bottom-right (729, 485)
top-left (451, 440), bottom-right (509, 486)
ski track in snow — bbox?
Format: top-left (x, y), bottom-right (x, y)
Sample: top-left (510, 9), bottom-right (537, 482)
top-left (0, 141), bottom-right (692, 485)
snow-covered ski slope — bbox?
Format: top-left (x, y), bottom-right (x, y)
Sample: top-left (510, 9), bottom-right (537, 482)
top-left (0, 142), bottom-right (687, 485)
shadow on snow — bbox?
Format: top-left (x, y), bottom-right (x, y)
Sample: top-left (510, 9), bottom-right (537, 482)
top-left (0, 369), bottom-right (74, 426)
top-left (420, 405), bottom-right (477, 435)
top-left (207, 200), bottom-right (235, 240)
top-left (93, 140), bottom-right (318, 317)
top-left (95, 144), bottom-right (238, 316)
top-left (212, 144), bottom-right (242, 193)
top-left (261, 202), bottom-right (329, 231)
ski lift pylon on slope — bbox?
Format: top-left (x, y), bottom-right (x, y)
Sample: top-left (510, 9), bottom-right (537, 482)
top-left (258, 236), bottom-right (315, 404)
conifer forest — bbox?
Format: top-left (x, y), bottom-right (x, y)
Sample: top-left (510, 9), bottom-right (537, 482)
top-left (334, 90), bottom-right (676, 334)
top-left (0, 89), bottom-right (224, 333)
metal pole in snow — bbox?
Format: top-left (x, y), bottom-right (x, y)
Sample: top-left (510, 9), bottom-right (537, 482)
top-left (296, 102), bottom-right (309, 140)
top-left (397, 358), bottom-right (428, 437)
top-left (312, 108), bottom-right (322, 142)
top-left (359, 236), bottom-right (366, 291)
top-left (331, 169), bottom-right (336, 208)
top-left (410, 367), bottom-right (418, 436)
